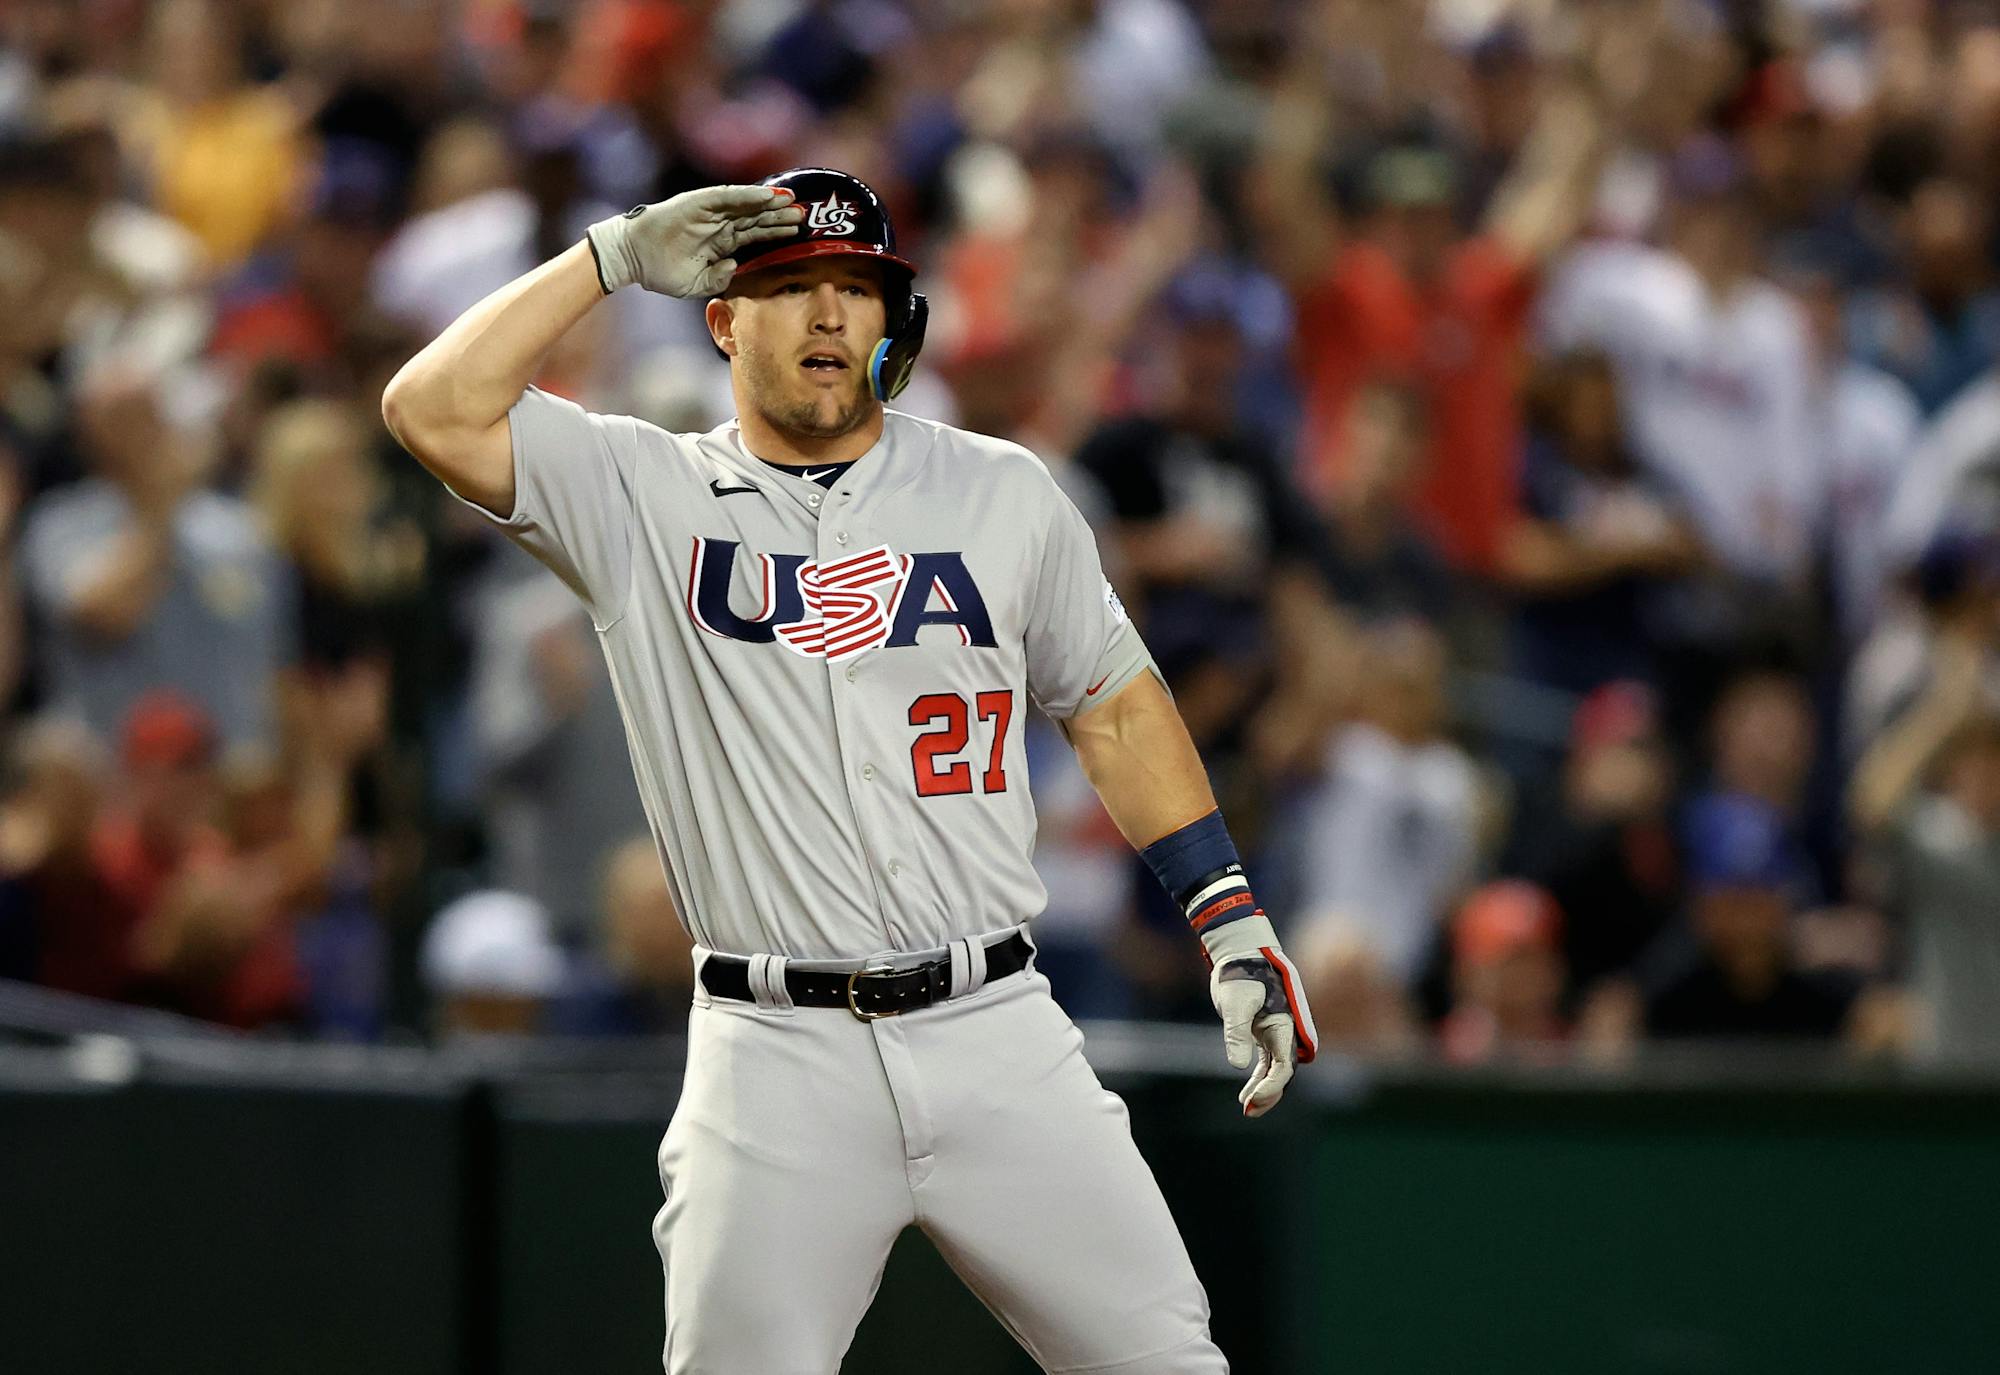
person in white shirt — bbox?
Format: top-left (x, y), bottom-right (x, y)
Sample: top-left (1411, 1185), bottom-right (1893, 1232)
top-left (1540, 137), bottom-right (1820, 593)
top-left (1782, 261), bottom-right (1924, 645)
top-left (1291, 621), bottom-right (1480, 988)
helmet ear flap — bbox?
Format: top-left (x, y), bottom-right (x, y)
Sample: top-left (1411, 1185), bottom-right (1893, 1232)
top-left (870, 291), bottom-right (928, 402)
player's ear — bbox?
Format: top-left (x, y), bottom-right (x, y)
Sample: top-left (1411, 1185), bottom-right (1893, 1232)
top-left (706, 297), bottom-right (739, 359)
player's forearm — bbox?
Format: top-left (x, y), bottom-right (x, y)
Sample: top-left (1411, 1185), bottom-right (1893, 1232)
top-left (1078, 675), bottom-right (1318, 1082)
top-left (1066, 673), bottom-right (1219, 848)
top-left (382, 242), bottom-right (604, 455)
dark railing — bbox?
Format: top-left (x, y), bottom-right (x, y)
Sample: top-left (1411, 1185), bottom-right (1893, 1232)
top-left (6, 984), bottom-right (1999, 1374)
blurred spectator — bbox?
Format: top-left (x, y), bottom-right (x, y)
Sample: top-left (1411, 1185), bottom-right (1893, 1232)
top-left (124, 0), bottom-right (305, 267)
top-left (1745, 60), bottom-right (1883, 290)
top-left (3, 0), bottom-right (1994, 1067)
top-left (219, 651), bottom-right (389, 1038)
top-left (0, 136), bottom-right (97, 492)
top-left (249, 397), bottom-right (426, 977)
top-left (0, 718), bottom-right (116, 993)
top-left (1705, 669), bottom-right (1819, 822)
top-left (1847, 526), bottom-right (2000, 760)
top-left (1643, 795), bottom-right (1854, 1040)
top-left (1299, 380), bottom-right (1451, 628)
top-left (1290, 621), bottom-right (1480, 988)
top-left (1540, 137), bottom-right (1820, 631)
top-left (469, 553), bottom-right (645, 943)
top-left (1847, 174), bottom-right (2000, 416)
top-left (1073, 261), bottom-right (1336, 753)
top-left (1856, 707), bottom-right (2000, 1064)
top-left (18, 365), bottom-right (294, 748)
top-left (1878, 366), bottom-right (2000, 572)
top-left (1692, 666), bottom-right (1830, 894)
top-left (370, 115), bottom-right (593, 337)
top-left (1785, 262), bottom-right (1924, 647)
top-left (1255, 34), bottom-right (1604, 573)
top-left (548, 837), bottom-right (696, 1037)
top-left (107, 692), bottom-right (308, 1028)
top-left (251, 398), bottom-right (423, 670)
top-left (4, 117), bottom-right (209, 382)
top-left (936, 145), bottom-right (1201, 452)
top-left (1290, 914), bottom-right (1421, 1059)
top-left (207, 149), bottom-right (405, 383)
top-left (1437, 881), bottom-right (1568, 1065)
top-left (421, 887), bottom-right (568, 1039)
top-left (0, 444), bottom-right (24, 710)
top-left (1498, 350), bottom-right (1701, 695)
top-left (1520, 683), bottom-right (1683, 1006)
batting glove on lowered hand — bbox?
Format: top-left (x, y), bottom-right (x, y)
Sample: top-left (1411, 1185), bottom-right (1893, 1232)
top-left (586, 185), bottom-right (804, 299)
top-left (1201, 913), bottom-right (1318, 1118)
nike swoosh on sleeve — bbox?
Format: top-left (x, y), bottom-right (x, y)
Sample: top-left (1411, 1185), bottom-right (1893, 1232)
top-left (1085, 673), bottom-right (1113, 696)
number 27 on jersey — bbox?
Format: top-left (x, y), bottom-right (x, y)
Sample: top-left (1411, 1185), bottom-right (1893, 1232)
top-left (909, 690), bottom-right (1012, 797)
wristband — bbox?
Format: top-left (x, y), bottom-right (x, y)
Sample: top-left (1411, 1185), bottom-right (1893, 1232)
top-left (1139, 810), bottom-right (1259, 938)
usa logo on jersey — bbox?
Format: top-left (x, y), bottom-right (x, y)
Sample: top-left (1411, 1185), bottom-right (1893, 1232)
top-left (688, 537), bottom-right (996, 661)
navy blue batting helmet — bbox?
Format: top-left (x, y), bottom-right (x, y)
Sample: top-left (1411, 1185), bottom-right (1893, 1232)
top-left (731, 167), bottom-right (928, 402)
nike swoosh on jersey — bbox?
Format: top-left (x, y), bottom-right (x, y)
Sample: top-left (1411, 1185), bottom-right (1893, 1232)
top-left (709, 478), bottom-right (759, 497)
top-left (1085, 673), bottom-right (1113, 696)
top-left (801, 468), bottom-right (833, 482)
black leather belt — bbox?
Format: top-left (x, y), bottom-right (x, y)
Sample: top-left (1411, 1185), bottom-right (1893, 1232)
top-left (701, 932), bottom-right (1032, 1020)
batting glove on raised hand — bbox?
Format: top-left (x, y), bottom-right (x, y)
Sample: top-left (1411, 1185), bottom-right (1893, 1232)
top-left (585, 185), bottom-right (804, 299)
top-left (1201, 913), bottom-right (1318, 1118)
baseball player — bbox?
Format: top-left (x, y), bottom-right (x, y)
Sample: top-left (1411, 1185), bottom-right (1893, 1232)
top-left (382, 168), bottom-right (1317, 1373)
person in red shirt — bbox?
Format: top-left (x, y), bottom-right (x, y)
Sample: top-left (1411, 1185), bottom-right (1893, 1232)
top-left (0, 720), bottom-right (127, 998)
top-left (97, 691), bottom-right (311, 1029)
top-left (1250, 56), bottom-right (1606, 573)
top-left (1438, 880), bottom-right (1569, 1065)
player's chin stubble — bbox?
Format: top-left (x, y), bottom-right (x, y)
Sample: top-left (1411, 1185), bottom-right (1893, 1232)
top-left (743, 347), bottom-right (874, 440)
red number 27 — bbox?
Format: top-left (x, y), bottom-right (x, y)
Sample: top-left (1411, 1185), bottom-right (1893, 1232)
top-left (909, 690), bottom-right (1013, 797)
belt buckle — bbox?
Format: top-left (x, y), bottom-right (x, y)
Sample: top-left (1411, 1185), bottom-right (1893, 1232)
top-left (845, 963), bottom-right (900, 1021)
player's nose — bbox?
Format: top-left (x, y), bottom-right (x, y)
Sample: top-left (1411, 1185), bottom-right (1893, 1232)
top-left (809, 282), bottom-right (846, 333)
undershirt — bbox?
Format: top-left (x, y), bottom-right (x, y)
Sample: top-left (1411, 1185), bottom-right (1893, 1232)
top-left (758, 458), bottom-right (855, 489)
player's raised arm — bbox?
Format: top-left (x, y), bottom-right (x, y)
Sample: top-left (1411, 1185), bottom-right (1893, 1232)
top-left (381, 186), bottom-right (802, 517)
top-left (1065, 674), bottom-right (1320, 1118)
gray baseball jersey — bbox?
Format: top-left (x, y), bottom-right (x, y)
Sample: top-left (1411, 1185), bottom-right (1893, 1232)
top-left (449, 386), bottom-right (1155, 959)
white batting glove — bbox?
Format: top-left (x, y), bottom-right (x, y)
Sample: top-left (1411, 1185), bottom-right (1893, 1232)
top-left (585, 185), bottom-right (804, 298)
top-left (1201, 913), bottom-right (1318, 1118)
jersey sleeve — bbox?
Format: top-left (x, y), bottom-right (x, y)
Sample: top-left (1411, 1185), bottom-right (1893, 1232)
top-left (445, 386), bottom-right (637, 630)
top-left (1024, 481), bottom-right (1158, 720)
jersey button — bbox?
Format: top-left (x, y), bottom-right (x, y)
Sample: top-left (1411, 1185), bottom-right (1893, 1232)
top-left (887, 860), bottom-right (902, 877)
top-left (808, 493), bottom-right (823, 508)
top-left (845, 665), bottom-right (856, 683)
top-left (861, 764), bottom-right (875, 781)
top-left (835, 530), bottom-right (849, 545)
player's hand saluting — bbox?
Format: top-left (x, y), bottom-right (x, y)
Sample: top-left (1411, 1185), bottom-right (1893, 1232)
top-left (586, 185), bottom-right (805, 299)
top-left (1201, 915), bottom-right (1318, 1118)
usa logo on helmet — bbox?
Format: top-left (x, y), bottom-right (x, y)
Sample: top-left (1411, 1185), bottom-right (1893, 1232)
top-left (804, 194), bottom-right (859, 237)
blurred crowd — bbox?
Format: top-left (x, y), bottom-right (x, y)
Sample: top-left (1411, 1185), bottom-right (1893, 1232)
top-left (3, 0), bottom-right (2000, 1067)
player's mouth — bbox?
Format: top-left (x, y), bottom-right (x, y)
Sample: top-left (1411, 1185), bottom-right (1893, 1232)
top-left (799, 350), bottom-right (851, 375)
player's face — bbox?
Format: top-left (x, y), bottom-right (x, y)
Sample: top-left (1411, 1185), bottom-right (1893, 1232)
top-left (721, 259), bottom-right (888, 441)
